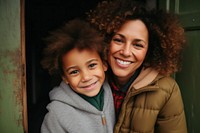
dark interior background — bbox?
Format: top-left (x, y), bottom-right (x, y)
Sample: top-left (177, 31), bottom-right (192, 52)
top-left (25, 0), bottom-right (155, 133)
top-left (25, 0), bottom-right (102, 132)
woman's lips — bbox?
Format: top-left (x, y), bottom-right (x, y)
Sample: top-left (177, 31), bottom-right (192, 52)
top-left (115, 58), bottom-right (133, 68)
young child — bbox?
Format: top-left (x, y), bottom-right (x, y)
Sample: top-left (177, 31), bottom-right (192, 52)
top-left (40, 19), bottom-right (115, 133)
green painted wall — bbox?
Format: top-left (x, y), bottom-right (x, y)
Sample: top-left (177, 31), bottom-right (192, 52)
top-left (0, 0), bottom-right (24, 132)
top-left (159, 0), bottom-right (200, 132)
top-left (177, 31), bottom-right (200, 133)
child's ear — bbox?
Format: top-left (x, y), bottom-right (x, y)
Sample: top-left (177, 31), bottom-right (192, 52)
top-left (62, 76), bottom-right (69, 84)
top-left (103, 61), bottom-right (108, 72)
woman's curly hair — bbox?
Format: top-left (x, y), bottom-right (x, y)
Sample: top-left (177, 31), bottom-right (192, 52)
top-left (41, 19), bottom-right (106, 76)
top-left (86, 0), bottom-right (186, 76)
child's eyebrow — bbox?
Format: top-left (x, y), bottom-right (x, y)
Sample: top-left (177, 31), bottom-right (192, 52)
top-left (65, 58), bottom-right (99, 72)
top-left (65, 66), bottom-right (77, 72)
top-left (86, 58), bottom-right (99, 64)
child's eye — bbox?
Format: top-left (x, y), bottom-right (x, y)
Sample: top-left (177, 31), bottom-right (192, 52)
top-left (89, 63), bottom-right (97, 69)
top-left (69, 70), bottom-right (79, 75)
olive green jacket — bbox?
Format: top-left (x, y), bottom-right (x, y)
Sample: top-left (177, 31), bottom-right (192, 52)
top-left (114, 67), bottom-right (187, 133)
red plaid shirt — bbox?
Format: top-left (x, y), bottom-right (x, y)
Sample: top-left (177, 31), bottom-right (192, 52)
top-left (108, 67), bottom-right (142, 118)
top-left (110, 81), bottom-right (127, 117)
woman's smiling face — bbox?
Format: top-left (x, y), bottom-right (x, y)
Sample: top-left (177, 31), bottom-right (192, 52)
top-left (108, 20), bottom-right (149, 85)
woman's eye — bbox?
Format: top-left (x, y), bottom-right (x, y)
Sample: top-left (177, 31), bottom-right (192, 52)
top-left (133, 43), bottom-right (144, 49)
top-left (113, 38), bottom-right (124, 44)
top-left (89, 63), bottom-right (97, 69)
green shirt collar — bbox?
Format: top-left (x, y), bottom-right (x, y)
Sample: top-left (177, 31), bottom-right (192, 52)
top-left (79, 88), bottom-right (104, 111)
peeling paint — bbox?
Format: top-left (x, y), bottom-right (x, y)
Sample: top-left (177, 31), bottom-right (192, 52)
top-left (0, 48), bottom-right (23, 127)
top-left (0, 48), bottom-right (22, 104)
top-left (0, 0), bottom-right (25, 132)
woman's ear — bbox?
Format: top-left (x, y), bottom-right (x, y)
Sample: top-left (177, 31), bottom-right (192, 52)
top-left (62, 76), bottom-right (69, 84)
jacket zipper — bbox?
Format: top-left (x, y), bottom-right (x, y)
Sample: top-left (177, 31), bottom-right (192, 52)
top-left (101, 113), bottom-right (106, 125)
top-left (101, 112), bottom-right (108, 133)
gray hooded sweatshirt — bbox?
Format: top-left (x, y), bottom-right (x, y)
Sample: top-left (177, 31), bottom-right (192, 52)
top-left (41, 81), bottom-right (115, 133)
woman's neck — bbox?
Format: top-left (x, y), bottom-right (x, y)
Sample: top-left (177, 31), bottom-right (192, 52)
top-left (113, 76), bottom-right (129, 88)
top-left (112, 67), bottom-right (143, 88)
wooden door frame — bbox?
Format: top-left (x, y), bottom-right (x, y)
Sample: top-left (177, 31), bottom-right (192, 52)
top-left (21, 0), bottom-right (28, 132)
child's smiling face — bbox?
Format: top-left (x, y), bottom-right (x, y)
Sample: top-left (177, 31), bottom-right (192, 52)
top-left (62, 48), bottom-right (107, 97)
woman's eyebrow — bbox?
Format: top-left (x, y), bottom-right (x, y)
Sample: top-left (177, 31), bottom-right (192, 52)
top-left (115, 33), bottom-right (147, 45)
top-left (114, 33), bottom-right (125, 38)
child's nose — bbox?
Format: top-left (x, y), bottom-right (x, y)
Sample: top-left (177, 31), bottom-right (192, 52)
top-left (81, 70), bottom-right (92, 82)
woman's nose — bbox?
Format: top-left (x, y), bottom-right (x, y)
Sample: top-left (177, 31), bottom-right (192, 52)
top-left (120, 43), bottom-right (131, 56)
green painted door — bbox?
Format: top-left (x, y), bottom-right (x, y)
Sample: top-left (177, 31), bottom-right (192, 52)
top-left (0, 0), bottom-right (27, 132)
top-left (159, 0), bottom-right (200, 132)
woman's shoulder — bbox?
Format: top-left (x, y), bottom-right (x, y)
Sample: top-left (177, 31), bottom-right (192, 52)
top-left (138, 75), bottom-right (182, 111)
top-left (156, 74), bottom-right (180, 94)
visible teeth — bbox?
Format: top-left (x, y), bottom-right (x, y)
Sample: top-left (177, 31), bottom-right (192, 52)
top-left (116, 59), bottom-right (131, 65)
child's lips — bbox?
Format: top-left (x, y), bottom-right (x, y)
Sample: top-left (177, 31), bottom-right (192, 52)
top-left (80, 81), bottom-right (98, 90)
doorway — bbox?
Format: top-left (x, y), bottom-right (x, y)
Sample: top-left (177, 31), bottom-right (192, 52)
top-left (25, 0), bottom-right (153, 132)
top-left (25, 0), bottom-right (102, 132)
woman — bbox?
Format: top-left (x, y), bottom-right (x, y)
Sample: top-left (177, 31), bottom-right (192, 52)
top-left (87, 0), bottom-right (187, 132)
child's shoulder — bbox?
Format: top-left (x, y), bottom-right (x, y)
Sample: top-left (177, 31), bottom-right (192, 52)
top-left (46, 100), bottom-right (75, 117)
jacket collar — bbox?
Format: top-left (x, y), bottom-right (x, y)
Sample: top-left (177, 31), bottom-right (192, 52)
top-left (132, 67), bottom-right (160, 90)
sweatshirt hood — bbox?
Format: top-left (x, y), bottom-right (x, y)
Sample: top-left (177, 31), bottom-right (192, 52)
top-left (49, 81), bottom-right (111, 113)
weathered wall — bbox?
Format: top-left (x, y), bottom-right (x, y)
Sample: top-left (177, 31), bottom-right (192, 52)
top-left (0, 0), bottom-right (25, 132)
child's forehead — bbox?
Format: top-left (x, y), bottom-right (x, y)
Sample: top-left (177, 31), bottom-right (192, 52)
top-left (63, 48), bottom-right (101, 61)
top-left (62, 48), bottom-right (103, 69)
top-left (66, 47), bottom-right (99, 55)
